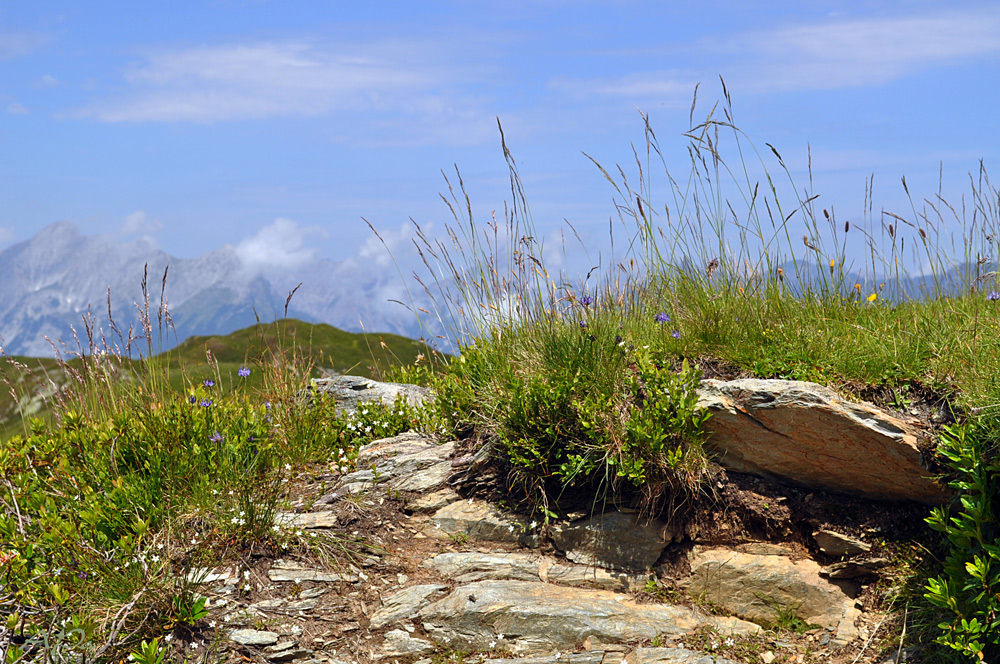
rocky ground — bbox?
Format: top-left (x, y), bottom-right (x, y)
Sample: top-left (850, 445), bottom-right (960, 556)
top-left (172, 423), bottom-right (930, 664)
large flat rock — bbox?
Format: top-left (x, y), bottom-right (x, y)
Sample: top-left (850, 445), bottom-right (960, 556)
top-left (422, 552), bottom-right (645, 591)
top-left (418, 580), bottom-right (758, 654)
top-left (697, 378), bottom-right (949, 503)
top-left (683, 545), bottom-right (860, 645)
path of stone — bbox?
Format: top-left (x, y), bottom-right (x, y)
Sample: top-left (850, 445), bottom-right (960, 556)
top-left (189, 430), bottom-right (907, 664)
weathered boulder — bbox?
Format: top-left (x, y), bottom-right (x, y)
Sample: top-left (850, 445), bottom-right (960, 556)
top-left (551, 510), bottom-right (675, 572)
top-left (311, 375), bottom-right (432, 416)
top-left (683, 545), bottom-right (860, 644)
top-left (336, 433), bottom-right (455, 495)
top-left (696, 379), bottom-right (948, 503)
top-left (418, 580), bottom-right (758, 654)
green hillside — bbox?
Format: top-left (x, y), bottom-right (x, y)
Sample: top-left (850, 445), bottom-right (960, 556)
top-left (0, 319), bottom-right (436, 438)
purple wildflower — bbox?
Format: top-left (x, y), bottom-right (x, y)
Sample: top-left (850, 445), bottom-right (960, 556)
top-left (579, 320), bottom-right (587, 328)
top-left (671, 330), bottom-right (681, 339)
top-left (188, 395), bottom-right (196, 404)
top-left (203, 379), bottom-right (215, 388)
top-left (579, 295), bottom-right (593, 307)
top-left (988, 291), bottom-right (1000, 301)
top-left (209, 432), bottom-right (223, 443)
top-left (199, 399), bottom-right (212, 408)
top-left (655, 312), bottom-right (670, 323)
top-left (238, 366), bottom-right (251, 378)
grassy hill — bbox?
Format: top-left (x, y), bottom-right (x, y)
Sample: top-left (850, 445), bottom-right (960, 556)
top-left (0, 319), bottom-right (435, 438)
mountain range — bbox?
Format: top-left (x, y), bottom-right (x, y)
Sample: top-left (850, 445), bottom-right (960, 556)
top-left (0, 222), bottom-right (431, 357)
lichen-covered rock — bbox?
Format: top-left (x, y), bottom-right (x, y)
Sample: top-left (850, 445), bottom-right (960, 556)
top-left (696, 378), bottom-right (949, 503)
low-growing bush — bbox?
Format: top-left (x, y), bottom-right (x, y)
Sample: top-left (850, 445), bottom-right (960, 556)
top-left (924, 419), bottom-right (1000, 660)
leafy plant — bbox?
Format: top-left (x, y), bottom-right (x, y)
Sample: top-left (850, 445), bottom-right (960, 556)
top-left (924, 420), bottom-right (1000, 660)
top-left (129, 637), bottom-right (166, 664)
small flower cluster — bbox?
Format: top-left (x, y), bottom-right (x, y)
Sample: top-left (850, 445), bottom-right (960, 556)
top-left (655, 312), bottom-right (681, 338)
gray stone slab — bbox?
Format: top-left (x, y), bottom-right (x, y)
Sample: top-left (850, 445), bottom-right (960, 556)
top-left (229, 629), bottom-right (279, 646)
top-left (418, 580), bottom-right (758, 655)
top-left (370, 584), bottom-right (448, 630)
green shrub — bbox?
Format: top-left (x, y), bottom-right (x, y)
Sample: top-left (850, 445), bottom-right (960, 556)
top-left (437, 321), bottom-right (713, 518)
top-left (924, 419), bottom-right (1000, 661)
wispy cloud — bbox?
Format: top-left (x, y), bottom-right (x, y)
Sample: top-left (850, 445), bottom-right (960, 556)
top-left (562, 8), bottom-right (1000, 100)
top-left (121, 210), bottom-right (162, 236)
top-left (0, 32), bottom-right (49, 60)
top-left (78, 39), bottom-right (487, 127)
top-left (736, 8), bottom-right (1000, 90)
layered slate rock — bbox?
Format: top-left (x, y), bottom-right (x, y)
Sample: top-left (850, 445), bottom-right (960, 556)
top-left (417, 580), bottom-right (758, 654)
top-left (696, 378), bottom-right (949, 503)
top-left (423, 552), bottom-right (646, 591)
top-left (369, 584), bottom-right (447, 629)
top-left (683, 545), bottom-right (860, 645)
top-left (429, 499), bottom-right (533, 545)
top-left (627, 647), bottom-right (743, 664)
top-left (334, 432), bottom-right (455, 496)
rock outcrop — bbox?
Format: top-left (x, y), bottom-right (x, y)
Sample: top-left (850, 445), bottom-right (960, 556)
top-left (696, 378), bottom-right (948, 504)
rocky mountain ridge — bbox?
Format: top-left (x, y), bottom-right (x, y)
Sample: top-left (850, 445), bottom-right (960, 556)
top-left (0, 222), bottom-right (428, 356)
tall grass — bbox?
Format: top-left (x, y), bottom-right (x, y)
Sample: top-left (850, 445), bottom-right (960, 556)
top-left (391, 83), bottom-right (1000, 659)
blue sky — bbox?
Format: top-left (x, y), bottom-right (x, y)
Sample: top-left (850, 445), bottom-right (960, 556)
top-left (1, 1), bottom-right (998, 276)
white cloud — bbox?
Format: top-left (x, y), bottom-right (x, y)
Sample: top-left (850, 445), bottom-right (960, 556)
top-left (235, 217), bottom-right (318, 271)
top-left (80, 39), bottom-right (472, 124)
top-left (36, 74), bottom-right (59, 88)
top-left (564, 8), bottom-right (1000, 99)
top-left (356, 221), bottom-right (419, 270)
top-left (121, 210), bottom-right (162, 235)
top-left (6, 102), bottom-right (28, 115)
top-left (0, 227), bottom-right (13, 245)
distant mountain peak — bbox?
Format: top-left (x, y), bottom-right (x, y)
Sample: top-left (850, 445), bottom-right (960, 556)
top-left (0, 222), bottom-right (427, 356)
